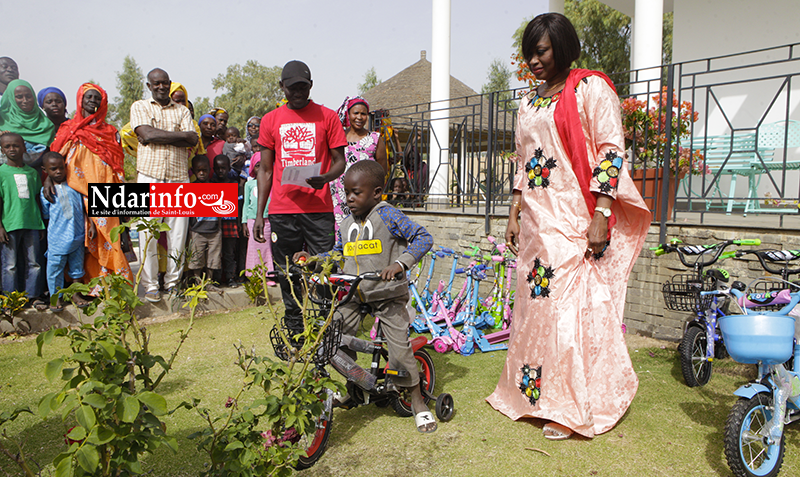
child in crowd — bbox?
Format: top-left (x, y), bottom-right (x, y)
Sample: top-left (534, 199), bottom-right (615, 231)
top-left (388, 176), bottom-right (411, 208)
top-left (187, 155), bottom-right (222, 293)
top-left (223, 142), bottom-right (250, 182)
top-left (224, 126), bottom-right (252, 176)
top-left (225, 127), bottom-right (242, 143)
top-left (294, 160), bottom-right (436, 433)
top-left (225, 126), bottom-right (252, 155)
top-left (39, 152), bottom-right (94, 312)
top-left (241, 156), bottom-right (274, 284)
top-left (222, 145), bottom-right (249, 279)
top-left (250, 136), bottom-right (262, 153)
top-left (212, 154), bottom-right (241, 287)
top-left (0, 133), bottom-right (47, 310)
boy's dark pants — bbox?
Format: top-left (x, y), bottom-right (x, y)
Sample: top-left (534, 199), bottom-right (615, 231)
top-left (1, 229), bottom-right (44, 297)
top-left (221, 237), bottom-right (238, 281)
top-left (269, 213), bottom-right (335, 331)
top-left (338, 296), bottom-right (419, 388)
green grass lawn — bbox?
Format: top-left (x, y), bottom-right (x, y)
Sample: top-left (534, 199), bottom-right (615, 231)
top-left (1, 308), bottom-right (798, 476)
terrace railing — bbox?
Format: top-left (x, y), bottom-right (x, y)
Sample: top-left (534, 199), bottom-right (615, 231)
top-left (373, 42), bottom-right (800, 238)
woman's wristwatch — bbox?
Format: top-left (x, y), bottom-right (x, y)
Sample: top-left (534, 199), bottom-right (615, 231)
top-left (594, 206), bottom-right (611, 218)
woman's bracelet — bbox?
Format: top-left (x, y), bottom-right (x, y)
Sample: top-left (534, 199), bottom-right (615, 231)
top-left (511, 201), bottom-right (520, 209)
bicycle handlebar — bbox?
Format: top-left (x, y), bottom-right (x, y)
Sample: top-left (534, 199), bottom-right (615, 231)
top-left (649, 238), bottom-right (761, 268)
top-left (267, 268), bottom-right (387, 307)
top-left (734, 250), bottom-right (800, 278)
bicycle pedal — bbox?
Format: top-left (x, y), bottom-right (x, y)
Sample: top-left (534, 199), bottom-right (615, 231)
top-left (384, 378), bottom-right (399, 394)
top-left (384, 368), bottom-right (410, 378)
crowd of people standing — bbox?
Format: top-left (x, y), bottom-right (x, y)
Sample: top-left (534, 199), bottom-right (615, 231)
top-left (0, 57), bottom-right (397, 309)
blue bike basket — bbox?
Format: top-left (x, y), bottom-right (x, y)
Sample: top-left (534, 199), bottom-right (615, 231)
top-left (719, 314), bottom-right (796, 365)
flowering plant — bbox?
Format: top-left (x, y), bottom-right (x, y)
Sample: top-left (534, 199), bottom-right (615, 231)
top-left (621, 88), bottom-right (709, 176)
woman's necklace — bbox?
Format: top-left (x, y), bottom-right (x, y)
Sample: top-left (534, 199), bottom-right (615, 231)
top-left (541, 78), bottom-right (566, 97)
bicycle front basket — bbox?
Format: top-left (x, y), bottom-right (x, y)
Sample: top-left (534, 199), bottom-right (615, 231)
top-left (269, 316), bottom-right (343, 366)
top-left (662, 274), bottom-right (714, 312)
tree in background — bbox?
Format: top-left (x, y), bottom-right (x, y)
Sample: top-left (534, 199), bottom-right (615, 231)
top-left (193, 96), bottom-right (212, 118)
top-left (109, 55), bottom-right (144, 127)
top-left (566, 0), bottom-right (631, 76)
top-left (662, 12), bottom-right (673, 65)
top-left (511, 15), bottom-right (537, 86)
top-left (211, 60), bottom-right (283, 129)
top-left (357, 67), bottom-right (381, 95)
top-left (511, 2), bottom-right (672, 90)
top-left (481, 58), bottom-right (513, 102)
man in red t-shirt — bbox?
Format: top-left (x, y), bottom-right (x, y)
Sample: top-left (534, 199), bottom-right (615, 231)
top-left (253, 60), bottom-right (346, 327)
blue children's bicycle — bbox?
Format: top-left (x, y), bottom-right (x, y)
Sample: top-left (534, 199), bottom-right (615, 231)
top-left (652, 239), bottom-right (760, 387)
top-left (715, 250), bottom-right (800, 477)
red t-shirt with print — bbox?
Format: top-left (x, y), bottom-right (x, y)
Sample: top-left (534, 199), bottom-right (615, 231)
top-left (258, 101), bottom-right (347, 215)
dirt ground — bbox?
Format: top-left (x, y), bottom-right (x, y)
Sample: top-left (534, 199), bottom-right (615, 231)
top-left (625, 332), bottom-right (674, 350)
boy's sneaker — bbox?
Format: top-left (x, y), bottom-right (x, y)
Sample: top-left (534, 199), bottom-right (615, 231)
top-left (144, 291), bottom-right (161, 303)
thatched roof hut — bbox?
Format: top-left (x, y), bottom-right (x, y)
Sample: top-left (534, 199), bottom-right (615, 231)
top-left (363, 51), bottom-right (479, 112)
top-left (363, 51), bottom-right (515, 135)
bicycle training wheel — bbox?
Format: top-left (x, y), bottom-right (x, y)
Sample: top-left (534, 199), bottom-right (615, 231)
top-left (724, 394), bottom-right (785, 477)
top-left (679, 326), bottom-right (712, 387)
top-left (295, 383), bottom-right (334, 469)
top-left (390, 349), bottom-right (436, 417)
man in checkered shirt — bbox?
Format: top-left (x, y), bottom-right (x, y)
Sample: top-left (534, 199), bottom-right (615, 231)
top-left (130, 68), bottom-right (198, 303)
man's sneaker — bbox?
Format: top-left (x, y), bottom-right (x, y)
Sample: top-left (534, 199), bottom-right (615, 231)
top-left (144, 291), bottom-right (161, 303)
top-left (206, 283), bottom-right (224, 294)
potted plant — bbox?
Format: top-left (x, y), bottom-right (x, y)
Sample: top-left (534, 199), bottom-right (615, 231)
top-left (621, 88), bottom-right (708, 219)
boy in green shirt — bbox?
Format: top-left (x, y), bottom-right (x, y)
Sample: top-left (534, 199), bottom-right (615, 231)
top-left (0, 133), bottom-right (46, 307)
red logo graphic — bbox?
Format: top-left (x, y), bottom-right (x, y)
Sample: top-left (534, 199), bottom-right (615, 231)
top-left (149, 183), bottom-right (238, 217)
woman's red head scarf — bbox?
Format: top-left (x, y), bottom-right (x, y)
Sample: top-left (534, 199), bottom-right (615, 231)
top-left (51, 83), bottom-right (125, 174)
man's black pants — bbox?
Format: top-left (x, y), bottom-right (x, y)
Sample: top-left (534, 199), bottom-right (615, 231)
top-left (269, 213), bottom-right (336, 330)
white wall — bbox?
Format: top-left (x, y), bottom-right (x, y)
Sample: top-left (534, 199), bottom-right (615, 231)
top-left (671, 0), bottom-right (800, 204)
top-left (673, 0), bottom-right (799, 62)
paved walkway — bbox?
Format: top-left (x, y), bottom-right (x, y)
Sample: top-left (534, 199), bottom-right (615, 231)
top-left (6, 205), bottom-right (799, 336)
top-left (7, 253), bottom-right (281, 335)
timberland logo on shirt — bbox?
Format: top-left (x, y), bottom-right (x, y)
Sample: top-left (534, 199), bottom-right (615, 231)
top-left (343, 240), bottom-right (382, 256)
top-left (87, 183), bottom-right (238, 218)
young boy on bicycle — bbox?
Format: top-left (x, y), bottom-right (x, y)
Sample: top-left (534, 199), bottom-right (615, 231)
top-left (294, 160), bottom-right (436, 433)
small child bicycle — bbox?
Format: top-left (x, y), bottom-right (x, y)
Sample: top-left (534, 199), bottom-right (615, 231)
top-left (268, 267), bottom-right (455, 469)
top-left (714, 249), bottom-right (800, 477)
top-left (651, 238), bottom-right (760, 386)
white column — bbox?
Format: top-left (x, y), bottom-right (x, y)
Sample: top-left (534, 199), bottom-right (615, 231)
top-left (549, 0), bottom-right (565, 14)
top-left (631, 0), bottom-right (664, 96)
top-left (429, 0), bottom-right (451, 200)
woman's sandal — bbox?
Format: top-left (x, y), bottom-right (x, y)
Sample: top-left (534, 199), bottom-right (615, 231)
top-left (50, 299), bottom-right (65, 313)
top-left (411, 404), bottom-right (437, 434)
top-left (33, 299), bottom-right (48, 312)
top-left (543, 422), bottom-right (573, 440)
top-left (72, 294), bottom-right (92, 309)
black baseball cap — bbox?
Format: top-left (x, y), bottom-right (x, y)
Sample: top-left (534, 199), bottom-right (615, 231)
top-left (281, 60), bottom-right (312, 87)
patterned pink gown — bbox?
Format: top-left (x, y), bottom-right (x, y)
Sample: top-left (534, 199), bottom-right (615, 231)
top-left (486, 76), bottom-right (651, 438)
